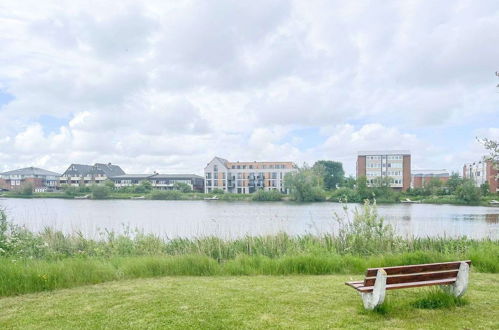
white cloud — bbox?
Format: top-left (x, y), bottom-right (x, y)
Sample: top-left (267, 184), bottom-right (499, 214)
top-left (0, 0), bottom-right (498, 175)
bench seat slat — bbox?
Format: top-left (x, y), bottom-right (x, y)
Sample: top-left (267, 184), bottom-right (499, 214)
top-left (365, 260), bottom-right (471, 277)
top-left (354, 278), bottom-right (457, 293)
top-left (345, 281), bottom-right (364, 290)
top-left (363, 270), bottom-right (458, 286)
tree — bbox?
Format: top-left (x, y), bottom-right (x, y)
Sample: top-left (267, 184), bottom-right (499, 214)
top-left (61, 184), bottom-right (78, 196)
top-left (312, 160), bottom-right (345, 190)
top-left (456, 179), bottom-right (481, 203)
top-left (104, 180), bottom-right (115, 190)
top-left (480, 182), bottom-right (490, 196)
top-left (20, 182), bottom-right (33, 196)
top-left (424, 178), bottom-right (443, 196)
top-left (478, 138), bottom-right (498, 164)
top-left (173, 182), bottom-right (192, 193)
top-left (355, 176), bottom-right (370, 201)
top-left (446, 173), bottom-right (462, 194)
top-left (341, 176), bottom-right (356, 189)
top-left (284, 167), bottom-right (326, 202)
top-left (91, 185), bottom-right (110, 199)
top-left (135, 180), bottom-right (153, 194)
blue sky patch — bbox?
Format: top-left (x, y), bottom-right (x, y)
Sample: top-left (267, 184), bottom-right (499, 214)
top-left (0, 90), bottom-right (15, 109)
top-left (36, 115), bottom-right (69, 134)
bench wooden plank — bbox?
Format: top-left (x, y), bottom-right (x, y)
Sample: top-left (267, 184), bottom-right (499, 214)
top-left (345, 281), bottom-right (364, 290)
top-left (363, 270), bottom-right (459, 286)
top-left (356, 278), bottom-right (457, 293)
top-left (365, 260), bottom-right (471, 277)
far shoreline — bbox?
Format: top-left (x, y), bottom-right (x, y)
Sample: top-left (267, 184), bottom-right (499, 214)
top-left (1, 192), bottom-right (498, 207)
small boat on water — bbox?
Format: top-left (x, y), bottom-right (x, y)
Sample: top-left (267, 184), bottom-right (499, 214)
top-left (489, 200), bottom-right (499, 206)
top-left (131, 196), bottom-right (146, 200)
top-left (401, 198), bottom-right (421, 204)
top-left (204, 195), bottom-right (219, 200)
top-left (74, 194), bottom-right (90, 199)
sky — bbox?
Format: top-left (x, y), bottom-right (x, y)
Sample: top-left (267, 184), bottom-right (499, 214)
top-left (0, 0), bottom-right (498, 176)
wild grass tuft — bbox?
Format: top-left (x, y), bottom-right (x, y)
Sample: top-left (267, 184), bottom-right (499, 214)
top-left (411, 289), bottom-right (469, 309)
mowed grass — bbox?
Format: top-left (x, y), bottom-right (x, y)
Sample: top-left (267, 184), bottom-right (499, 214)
top-left (0, 273), bottom-right (497, 329)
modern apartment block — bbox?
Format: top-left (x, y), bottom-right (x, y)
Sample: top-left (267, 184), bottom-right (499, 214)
top-left (411, 169), bottom-right (449, 189)
top-left (356, 150), bottom-right (411, 191)
top-left (59, 163), bottom-right (125, 186)
top-left (463, 159), bottom-right (498, 193)
top-left (111, 174), bottom-right (204, 192)
top-left (0, 167), bottom-right (61, 192)
top-left (204, 157), bottom-right (297, 194)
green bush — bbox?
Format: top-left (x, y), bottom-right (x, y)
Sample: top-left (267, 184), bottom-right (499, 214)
top-left (251, 190), bottom-right (283, 201)
top-left (149, 190), bottom-right (183, 200)
top-left (335, 200), bottom-right (399, 255)
top-left (91, 185), bottom-right (110, 199)
top-left (456, 180), bottom-right (481, 203)
top-left (20, 182), bottom-right (33, 196)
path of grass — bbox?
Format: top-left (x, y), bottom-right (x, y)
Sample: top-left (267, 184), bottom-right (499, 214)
top-left (0, 273), bottom-right (497, 329)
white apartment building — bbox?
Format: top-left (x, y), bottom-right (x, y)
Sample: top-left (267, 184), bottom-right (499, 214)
top-left (204, 157), bottom-right (297, 194)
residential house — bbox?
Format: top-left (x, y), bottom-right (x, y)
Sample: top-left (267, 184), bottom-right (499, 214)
top-left (111, 173), bottom-right (204, 192)
top-left (0, 167), bottom-right (60, 192)
top-left (59, 163), bottom-right (125, 186)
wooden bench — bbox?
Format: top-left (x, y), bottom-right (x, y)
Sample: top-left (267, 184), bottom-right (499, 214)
top-left (346, 260), bottom-right (471, 309)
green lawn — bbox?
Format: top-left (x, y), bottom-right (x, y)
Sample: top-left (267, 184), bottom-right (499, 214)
top-left (0, 273), bottom-right (497, 329)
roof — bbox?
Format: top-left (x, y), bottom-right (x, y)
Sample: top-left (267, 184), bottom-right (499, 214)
top-left (412, 169), bottom-right (449, 177)
top-left (0, 167), bottom-right (61, 177)
top-left (358, 150), bottom-right (411, 156)
top-left (63, 163), bottom-right (125, 177)
top-left (110, 174), bottom-right (155, 179)
top-left (94, 163), bottom-right (125, 177)
top-left (213, 157), bottom-right (229, 165)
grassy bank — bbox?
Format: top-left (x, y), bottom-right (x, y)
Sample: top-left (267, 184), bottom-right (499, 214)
top-left (1, 249), bottom-right (498, 297)
top-left (1, 274), bottom-right (497, 329)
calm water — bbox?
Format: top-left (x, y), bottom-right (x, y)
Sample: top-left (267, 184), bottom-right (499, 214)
top-left (0, 198), bottom-right (498, 239)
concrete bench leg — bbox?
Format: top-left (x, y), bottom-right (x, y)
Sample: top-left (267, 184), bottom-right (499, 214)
top-left (441, 261), bottom-right (469, 297)
top-left (360, 269), bottom-right (387, 310)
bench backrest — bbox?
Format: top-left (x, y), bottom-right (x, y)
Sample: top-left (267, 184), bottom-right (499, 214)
top-left (363, 260), bottom-right (471, 286)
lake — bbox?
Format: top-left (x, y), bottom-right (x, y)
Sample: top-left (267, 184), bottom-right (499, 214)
top-left (0, 198), bottom-right (498, 239)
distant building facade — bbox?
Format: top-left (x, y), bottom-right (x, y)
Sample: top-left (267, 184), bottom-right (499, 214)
top-left (204, 157), bottom-right (297, 194)
top-left (59, 163), bottom-right (125, 186)
top-left (411, 170), bottom-right (450, 189)
top-left (356, 150), bottom-right (411, 191)
top-left (463, 159), bottom-right (498, 193)
top-left (0, 167), bottom-right (60, 192)
top-left (111, 174), bottom-right (204, 192)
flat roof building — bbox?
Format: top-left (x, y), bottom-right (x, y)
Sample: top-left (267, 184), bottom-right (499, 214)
top-left (411, 169), bottom-right (450, 189)
top-left (356, 150), bottom-right (411, 191)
